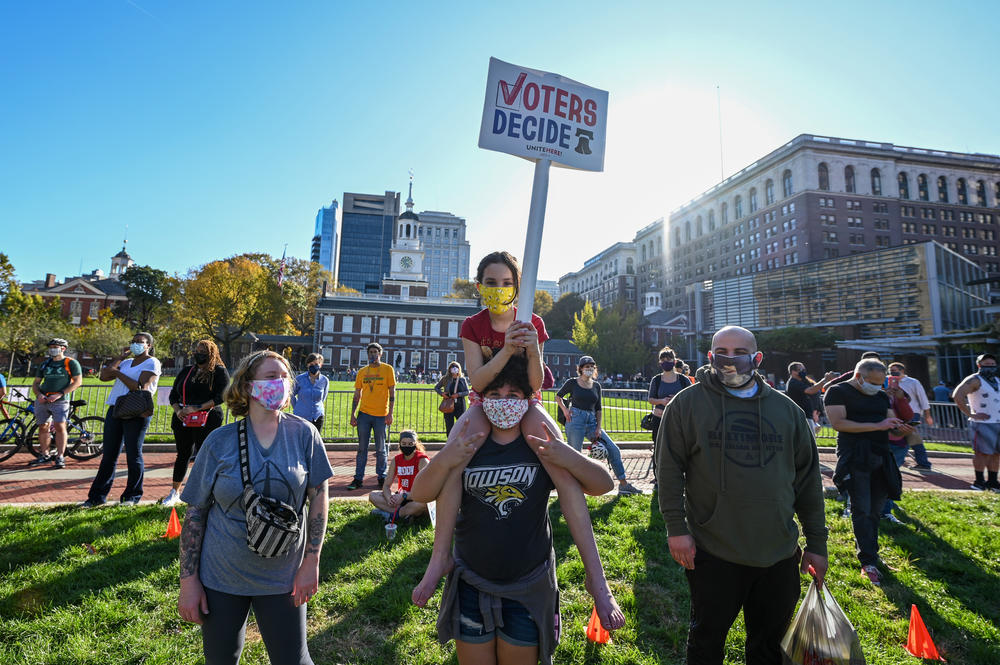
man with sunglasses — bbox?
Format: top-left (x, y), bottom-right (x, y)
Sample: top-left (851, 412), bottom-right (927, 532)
top-left (656, 326), bottom-right (828, 665)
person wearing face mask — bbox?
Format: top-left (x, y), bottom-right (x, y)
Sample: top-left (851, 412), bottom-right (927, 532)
top-left (369, 430), bottom-right (430, 522)
top-left (951, 353), bottom-right (1000, 491)
top-left (29, 338), bottom-right (83, 469)
top-left (434, 361), bottom-right (470, 435)
top-left (785, 363), bottom-right (839, 435)
top-left (347, 343), bottom-right (396, 491)
top-left (886, 362), bottom-right (933, 470)
top-left (177, 350), bottom-right (333, 664)
top-left (557, 356), bottom-right (641, 495)
top-left (412, 355), bottom-right (623, 665)
top-left (656, 326), bottom-right (828, 664)
top-left (162, 340), bottom-right (229, 507)
top-left (291, 353), bottom-right (329, 434)
top-left (825, 358), bottom-right (913, 587)
top-left (80, 332), bottom-right (161, 507)
top-left (646, 347), bottom-right (692, 484)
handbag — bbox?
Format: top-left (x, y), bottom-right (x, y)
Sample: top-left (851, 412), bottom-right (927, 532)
top-left (640, 413), bottom-right (659, 431)
top-left (438, 397), bottom-right (456, 414)
top-left (238, 419), bottom-right (302, 558)
top-left (180, 366), bottom-right (209, 428)
top-left (113, 389), bottom-right (154, 419)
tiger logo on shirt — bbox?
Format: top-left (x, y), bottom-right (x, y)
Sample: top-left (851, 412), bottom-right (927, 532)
top-left (464, 463), bottom-right (539, 518)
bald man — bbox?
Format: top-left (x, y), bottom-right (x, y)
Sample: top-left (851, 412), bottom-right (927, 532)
top-left (656, 326), bottom-right (828, 665)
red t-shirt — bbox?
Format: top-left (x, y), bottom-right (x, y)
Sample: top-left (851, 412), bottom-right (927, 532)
top-left (394, 451), bottom-right (428, 492)
top-left (459, 308), bottom-right (550, 361)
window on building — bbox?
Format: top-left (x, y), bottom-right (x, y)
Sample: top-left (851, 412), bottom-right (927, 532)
top-left (782, 169), bottom-right (793, 197)
top-left (360, 317), bottom-right (372, 334)
top-left (696, 216), bottom-right (703, 237)
top-left (823, 231), bottom-right (838, 243)
top-left (876, 236), bottom-right (890, 247)
top-left (976, 180), bottom-right (987, 207)
top-left (395, 318), bottom-right (406, 335)
top-left (721, 202), bottom-right (728, 223)
top-left (448, 321), bottom-right (459, 337)
top-left (749, 188), bottom-right (758, 213)
top-left (684, 220), bottom-right (691, 242)
top-left (765, 179), bottom-right (774, 205)
top-left (994, 182), bottom-right (1000, 208)
top-left (429, 320), bottom-right (441, 337)
top-left (428, 352), bottom-right (439, 369)
top-left (818, 163), bottom-right (829, 191)
top-left (672, 229), bottom-right (680, 249)
top-left (412, 320), bottom-right (422, 337)
top-left (957, 178), bottom-right (968, 205)
top-left (340, 348), bottom-right (351, 366)
top-left (410, 351), bottom-right (421, 367)
top-left (898, 172), bottom-right (910, 199)
top-left (379, 318), bottom-right (390, 334)
top-left (735, 195), bottom-right (743, 218)
top-left (708, 210), bottom-right (715, 231)
top-left (870, 168), bottom-right (881, 196)
top-left (918, 174), bottom-right (929, 201)
top-left (937, 176), bottom-right (949, 202)
top-left (845, 165), bottom-right (855, 193)
top-left (323, 315), bottom-right (335, 332)
top-left (341, 316), bottom-right (354, 333)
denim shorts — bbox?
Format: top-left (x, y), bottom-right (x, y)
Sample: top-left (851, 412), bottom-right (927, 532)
top-left (457, 578), bottom-right (539, 647)
top-left (34, 398), bottom-right (70, 424)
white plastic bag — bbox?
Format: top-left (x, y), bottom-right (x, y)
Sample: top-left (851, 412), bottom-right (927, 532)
top-left (781, 574), bottom-right (866, 665)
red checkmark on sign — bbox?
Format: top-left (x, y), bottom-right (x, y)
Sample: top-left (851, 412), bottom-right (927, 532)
top-left (498, 72), bottom-right (527, 106)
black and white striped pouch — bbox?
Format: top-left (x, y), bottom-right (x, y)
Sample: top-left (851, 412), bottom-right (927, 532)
top-left (238, 419), bottom-right (301, 558)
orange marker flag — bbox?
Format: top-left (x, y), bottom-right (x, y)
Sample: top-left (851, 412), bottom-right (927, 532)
top-left (585, 606), bottom-right (612, 644)
top-left (162, 507), bottom-right (182, 539)
top-left (905, 604), bottom-right (944, 661)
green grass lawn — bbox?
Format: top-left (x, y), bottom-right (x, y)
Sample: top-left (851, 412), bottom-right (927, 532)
top-left (0, 492), bottom-right (997, 664)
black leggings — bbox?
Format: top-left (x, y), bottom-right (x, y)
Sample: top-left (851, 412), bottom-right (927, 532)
top-left (202, 586), bottom-right (312, 665)
top-left (170, 410), bottom-right (223, 483)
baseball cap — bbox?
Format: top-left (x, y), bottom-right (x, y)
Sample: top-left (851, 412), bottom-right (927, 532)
top-left (578, 355), bottom-right (596, 367)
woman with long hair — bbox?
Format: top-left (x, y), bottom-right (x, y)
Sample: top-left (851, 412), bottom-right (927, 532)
top-left (162, 339), bottom-right (229, 507)
top-left (434, 361), bottom-right (470, 436)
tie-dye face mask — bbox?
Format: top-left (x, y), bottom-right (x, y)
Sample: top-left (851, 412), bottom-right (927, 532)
top-left (481, 397), bottom-right (530, 430)
top-left (250, 378), bottom-right (289, 411)
top-left (479, 286), bottom-right (516, 315)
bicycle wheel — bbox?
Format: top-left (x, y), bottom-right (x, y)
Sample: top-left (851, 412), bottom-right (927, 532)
top-left (0, 418), bottom-right (27, 463)
top-left (24, 422), bottom-right (50, 458)
top-left (65, 415), bottom-right (105, 460)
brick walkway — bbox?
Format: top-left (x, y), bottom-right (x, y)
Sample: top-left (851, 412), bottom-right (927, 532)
top-left (0, 445), bottom-right (979, 506)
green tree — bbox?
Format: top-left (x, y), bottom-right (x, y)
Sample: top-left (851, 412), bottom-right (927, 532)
top-left (446, 278), bottom-right (479, 301)
top-left (533, 290), bottom-right (553, 317)
top-left (72, 308), bottom-right (133, 368)
top-left (571, 301), bottom-right (599, 356)
top-left (546, 292), bottom-right (585, 339)
top-left (176, 256), bottom-right (291, 365)
top-left (0, 286), bottom-right (67, 375)
top-left (0, 253), bottom-right (16, 306)
top-left (118, 264), bottom-right (173, 331)
top-left (238, 253), bottom-right (334, 337)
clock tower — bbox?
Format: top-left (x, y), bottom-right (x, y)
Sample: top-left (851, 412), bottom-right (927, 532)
top-left (383, 175), bottom-right (429, 299)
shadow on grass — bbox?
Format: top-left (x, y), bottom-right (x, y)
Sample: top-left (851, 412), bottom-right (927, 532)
top-left (880, 509), bottom-right (1000, 663)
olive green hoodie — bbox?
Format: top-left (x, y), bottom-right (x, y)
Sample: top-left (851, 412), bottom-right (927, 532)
top-left (656, 365), bottom-right (827, 567)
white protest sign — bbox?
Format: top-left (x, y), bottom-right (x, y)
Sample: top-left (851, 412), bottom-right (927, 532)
top-left (478, 57), bottom-right (608, 172)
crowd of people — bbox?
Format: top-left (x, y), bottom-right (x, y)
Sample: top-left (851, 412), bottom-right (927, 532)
top-left (3, 247), bottom-right (997, 665)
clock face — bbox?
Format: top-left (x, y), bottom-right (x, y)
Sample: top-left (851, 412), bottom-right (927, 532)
top-left (400, 255), bottom-right (413, 270)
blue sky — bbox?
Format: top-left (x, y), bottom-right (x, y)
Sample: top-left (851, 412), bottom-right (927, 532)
top-left (2, 1), bottom-right (998, 286)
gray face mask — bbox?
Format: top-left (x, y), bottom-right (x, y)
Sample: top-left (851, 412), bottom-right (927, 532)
top-left (858, 380), bottom-right (882, 395)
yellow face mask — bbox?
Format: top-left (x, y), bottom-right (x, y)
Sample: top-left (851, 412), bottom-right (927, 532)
top-left (479, 286), bottom-right (516, 315)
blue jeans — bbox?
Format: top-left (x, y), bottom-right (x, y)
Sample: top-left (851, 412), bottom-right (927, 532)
top-left (564, 407), bottom-right (626, 480)
top-left (88, 406), bottom-right (149, 503)
top-left (354, 411), bottom-right (387, 482)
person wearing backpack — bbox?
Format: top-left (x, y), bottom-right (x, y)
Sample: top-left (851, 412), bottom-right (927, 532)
top-left (29, 338), bottom-right (83, 469)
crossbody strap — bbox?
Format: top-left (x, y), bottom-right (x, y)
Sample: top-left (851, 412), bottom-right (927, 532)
top-left (237, 419), bottom-right (253, 490)
top-left (182, 366), bottom-right (196, 406)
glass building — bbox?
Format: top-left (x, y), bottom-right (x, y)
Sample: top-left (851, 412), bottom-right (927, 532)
top-left (311, 199), bottom-right (338, 276)
top-left (336, 192), bottom-right (399, 294)
top-left (709, 241), bottom-right (990, 383)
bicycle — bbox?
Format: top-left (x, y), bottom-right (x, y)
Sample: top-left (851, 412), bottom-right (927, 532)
top-left (0, 388), bottom-right (105, 463)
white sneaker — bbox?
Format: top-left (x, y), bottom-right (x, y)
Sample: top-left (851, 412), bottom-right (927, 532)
top-left (160, 489), bottom-right (181, 507)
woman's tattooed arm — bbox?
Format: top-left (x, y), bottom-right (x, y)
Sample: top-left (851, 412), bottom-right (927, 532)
top-left (179, 506), bottom-right (206, 580)
top-left (304, 480), bottom-right (329, 558)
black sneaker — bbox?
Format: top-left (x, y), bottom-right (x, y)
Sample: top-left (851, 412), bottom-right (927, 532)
top-left (28, 454), bottom-right (53, 467)
top-left (346, 479), bottom-right (363, 491)
top-left (119, 496), bottom-right (141, 506)
top-left (970, 480), bottom-right (987, 491)
top-left (377, 477), bottom-right (385, 490)
top-left (985, 480), bottom-right (1000, 493)
top-left (913, 464), bottom-right (932, 470)
top-left (79, 499), bottom-right (104, 508)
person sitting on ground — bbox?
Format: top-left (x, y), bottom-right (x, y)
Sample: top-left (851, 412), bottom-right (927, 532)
top-left (412, 355), bottom-right (624, 665)
top-left (369, 429), bottom-right (430, 522)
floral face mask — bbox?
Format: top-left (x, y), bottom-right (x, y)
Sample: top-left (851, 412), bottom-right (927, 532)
top-left (481, 397), bottom-right (530, 430)
top-left (479, 286), bottom-right (516, 315)
top-left (250, 378), bottom-right (289, 411)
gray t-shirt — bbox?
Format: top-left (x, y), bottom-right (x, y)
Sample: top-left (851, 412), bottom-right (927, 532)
top-left (180, 413), bottom-right (334, 596)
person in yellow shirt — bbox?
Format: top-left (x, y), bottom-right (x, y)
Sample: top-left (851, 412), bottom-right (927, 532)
top-left (348, 342), bottom-right (396, 490)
